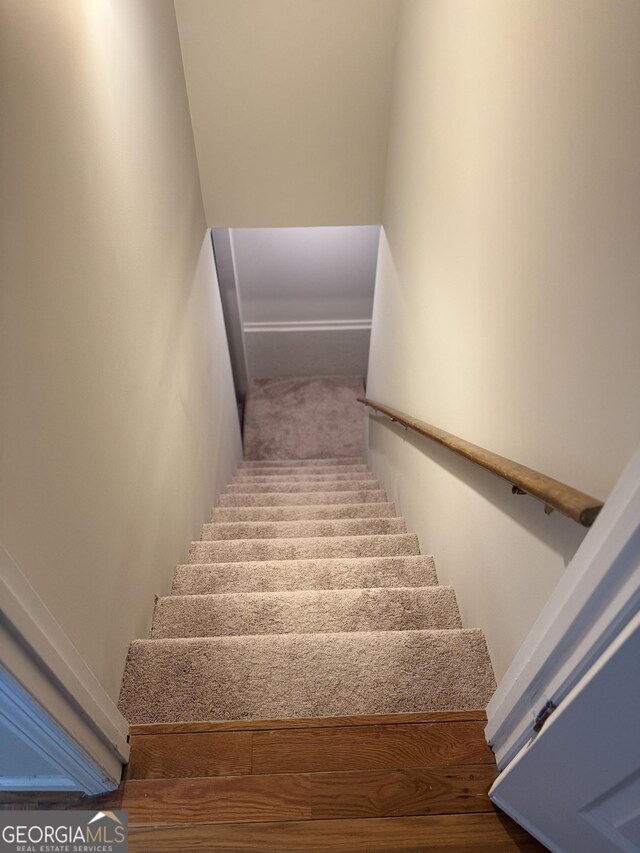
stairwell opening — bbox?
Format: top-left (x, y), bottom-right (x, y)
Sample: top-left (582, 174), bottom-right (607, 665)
top-left (211, 224), bottom-right (381, 429)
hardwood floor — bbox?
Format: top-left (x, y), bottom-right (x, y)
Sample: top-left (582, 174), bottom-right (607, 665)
top-left (9, 711), bottom-right (547, 851)
top-left (125, 813), bottom-right (542, 852)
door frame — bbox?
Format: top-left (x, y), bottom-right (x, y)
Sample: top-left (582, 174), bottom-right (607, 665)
top-left (485, 447), bottom-right (640, 771)
top-left (0, 544), bottom-right (129, 795)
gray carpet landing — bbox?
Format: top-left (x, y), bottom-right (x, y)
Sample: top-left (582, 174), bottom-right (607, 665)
top-left (118, 377), bottom-right (496, 723)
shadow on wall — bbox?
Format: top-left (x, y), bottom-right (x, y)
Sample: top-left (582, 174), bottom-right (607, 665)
top-left (371, 415), bottom-right (588, 567)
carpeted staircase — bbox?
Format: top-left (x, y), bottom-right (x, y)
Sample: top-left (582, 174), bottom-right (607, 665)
top-left (119, 377), bottom-right (496, 725)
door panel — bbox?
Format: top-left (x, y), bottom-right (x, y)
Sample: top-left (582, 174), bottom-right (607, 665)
top-left (490, 612), bottom-right (640, 853)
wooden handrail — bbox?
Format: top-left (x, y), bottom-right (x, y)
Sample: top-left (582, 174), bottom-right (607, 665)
top-left (358, 397), bottom-right (604, 527)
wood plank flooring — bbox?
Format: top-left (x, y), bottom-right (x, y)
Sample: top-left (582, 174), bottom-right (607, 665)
top-left (251, 721), bottom-right (494, 773)
top-left (128, 730), bottom-right (252, 779)
top-left (127, 813), bottom-right (542, 852)
top-left (13, 711), bottom-right (548, 851)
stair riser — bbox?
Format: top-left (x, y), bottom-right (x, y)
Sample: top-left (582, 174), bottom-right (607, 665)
top-left (188, 534), bottom-right (420, 564)
top-left (119, 630), bottom-right (496, 723)
top-left (172, 556), bottom-right (439, 595)
top-left (211, 503), bottom-right (397, 522)
top-left (232, 473), bottom-right (376, 484)
top-left (226, 481), bottom-right (380, 494)
top-left (219, 491), bottom-right (387, 507)
top-left (201, 518), bottom-right (407, 541)
top-left (234, 465), bottom-right (370, 477)
top-left (240, 457), bottom-right (364, 468)
top-left (151, 587), bottom-right (461, 638)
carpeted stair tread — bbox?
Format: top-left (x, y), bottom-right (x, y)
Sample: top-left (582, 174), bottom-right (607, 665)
top-left (219, 490), bottom-right (387, 507)
top-left (172, 555), bottom-right (439, 595)
top-left (201, 517), bottom-right (407, 541)
top-left (231, 472), bottom-right (377, 484)
top-left (188, 534), bottom-right (420, 564)
top-left (151, 586), bottom-right (461, 638)
top-left (118, 377), bottom-right (498, 729)
top-left (118, 629), bottom-right (496, 723)
top-left (239, 457), bottom-right (364, 468)
top-left (211, 503), bottom-right (398, 522)
top-left (226, 480), bottom-right (381, 494)
top-left (235, 464), bottom-right (370, 477)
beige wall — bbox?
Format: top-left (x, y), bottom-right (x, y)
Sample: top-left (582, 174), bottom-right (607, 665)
top-left (174, 0), bottom-right (399, 226)
top-left (367, 0), bottom-right (640, 679)
top-left (0, 0), bottom-right (242, 700)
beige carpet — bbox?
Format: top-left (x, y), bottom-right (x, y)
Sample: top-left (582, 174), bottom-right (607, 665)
top-left (242, 376), bottom-right (365, 460)
top-left (240, 456), bottom-right (364, 467)
top-left (211, 502), bottom-right (398, 522)
top-left (171, 555), bottom-right (441, 595)
top-left (187, 534), bottom-right (421, 564)
top-left (201, 517), bottom-right (407, 540)
top-left (219, 489), bottom-right (387, 506)
top-left (118, 379), bottom-right (495, 724)
top-left (120, 630), bottom-right (494, 723)
top-left (225, 479), bottom-right (380, 493)
top-left (233, 470), bottom-right (373, 482)
top-left (151, 587), bottom-right (462, 638)
top-left (236, 464), bottom-right (370, 476)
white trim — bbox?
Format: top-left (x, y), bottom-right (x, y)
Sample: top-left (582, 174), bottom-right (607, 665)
top-left (243, 319), bottom-right (372, 333)
top-left (486, 447), bottom-right (640, 770)
top-left (0, 544), bottom-right (129, 793)
top-left (216, 228), bottom-right (250, 399)
top-left (228, 227), bottom-right (242, 301)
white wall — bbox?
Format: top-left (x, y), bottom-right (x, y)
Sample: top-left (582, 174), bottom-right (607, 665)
top-left (0, 0), bottom-right (242, 700)
top-left (231, 226), bottom-right (380, 378)
top-left (244, 327), bottom-right (372, 380)
top-left (175, 0), bottom-right (399, 226)
top-left (367, 0), bottom-right (640, 679)
top-left (232, 227), bottom-right (380, 323)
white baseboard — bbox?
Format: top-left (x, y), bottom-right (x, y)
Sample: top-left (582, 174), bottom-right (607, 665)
top-left (244, 319), bottom-right (372, 333)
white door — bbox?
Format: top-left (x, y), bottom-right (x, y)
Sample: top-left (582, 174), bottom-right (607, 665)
top-left (490, 611), bottom-right (640, 853)
top-left (485, 447), bottom-right (640, 852)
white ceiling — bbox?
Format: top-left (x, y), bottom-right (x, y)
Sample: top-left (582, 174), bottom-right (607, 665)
top-left (174, 0), bottom-right (399, 226)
